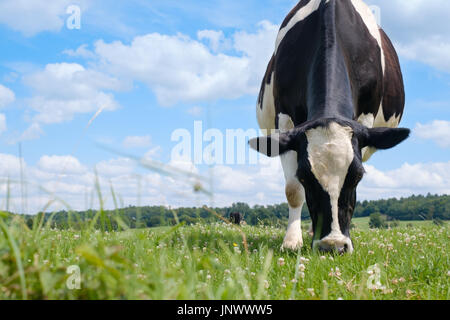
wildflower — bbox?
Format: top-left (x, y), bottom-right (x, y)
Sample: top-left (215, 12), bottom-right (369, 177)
top-left (368, 250), bottom-right (375, 255)
top-left (264, 280), bottom-right (270, 289)
top-left (206, 274), bottom-right (212, 280)
top-left (291, 278), bottom-right (298, 284)
top-left (307, 288), bottom-right (315, 296)
top-left (278, 258), bottom-right (286, 266)
top-left (251, 272), bottom-right (256, 277)
top-left (300, 257), bottom-right (310, 264)
top-left (399, 277), bottom-right (406, 283)
top-left (298, 264), bottom-right (306, 272)
top-left (299, 272), bottom-right (305, 279)
top-left (74, 234), bottom-right (80, 240)
top-left (224, 269), bottom-right (231, 275)
top-left (329, 267), bottom-right (342, 278)
top-left (233, 243), bottom-right (238, 247)
top-left (320, 256), bottom-right (326, 261)
top-left (447, 271), bottom-right (450, 277)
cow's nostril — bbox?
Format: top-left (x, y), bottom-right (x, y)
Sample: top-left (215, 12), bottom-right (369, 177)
top-left (337, 245), bottom-right (347, 255)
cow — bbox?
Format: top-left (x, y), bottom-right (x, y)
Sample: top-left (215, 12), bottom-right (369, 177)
top-left (230, 212), bottom-right (243, 225)
top-left (249, 0), bottom-right (409, 254)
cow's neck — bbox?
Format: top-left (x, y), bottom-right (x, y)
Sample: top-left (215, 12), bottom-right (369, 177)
top-left (306, 0), bottom-right (354, 122)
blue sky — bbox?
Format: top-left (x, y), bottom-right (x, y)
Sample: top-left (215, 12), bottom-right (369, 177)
top-left (0, 0), bottom-right (449, 214)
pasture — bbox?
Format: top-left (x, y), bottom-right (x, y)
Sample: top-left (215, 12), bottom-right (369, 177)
top-left (0, 214), bottom-right (448, 300)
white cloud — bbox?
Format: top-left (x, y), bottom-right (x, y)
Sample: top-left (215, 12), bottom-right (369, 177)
top-left (414, 120), bottom-right (450, 148)
top-left (96, 158), bottom-right (135, 177)
top-left (0, 0), bottom-right (88, 36)
top-left (38, 155), bottom-right (87, 175)
top-left (123, 135), bottom-right (152, 149)
top-left (360, 162), bottom-right (450, 200)
top-left (0, 84), bottom-right (15, 108)
top-left (0, 153), bottom-right (24, 178)
top-left (63, 44), bottom-right (96, 59)
top-left (366, 0), bottom-right (450, 73)
top-left (18, 122), bottom-right (44, 142)
top-left (197, 30), bottom-right (229, 52)
top-left (23, 63), bottom-right (122, 125)
top-left (0, 114), bottom-right (6, 134)
top-left (93, 21), bottom-right (278, 106)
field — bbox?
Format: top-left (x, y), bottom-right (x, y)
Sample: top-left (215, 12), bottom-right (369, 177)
top-left (0, 214), bottom-right (449, 300)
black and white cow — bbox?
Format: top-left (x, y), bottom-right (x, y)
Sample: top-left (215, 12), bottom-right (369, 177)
top-left (250, 0), bottom-right (409, 253)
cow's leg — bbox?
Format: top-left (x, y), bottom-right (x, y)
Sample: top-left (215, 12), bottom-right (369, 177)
top-left (280, 150), bottom-right (305, 251)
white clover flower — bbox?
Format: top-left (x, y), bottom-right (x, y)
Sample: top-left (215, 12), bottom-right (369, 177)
top-left (278, 258), bottom-right (286, 267)
top-left (300, 257), bottom-right (310, 264)
top-left (298, 264), bottom-right (306, 272)
top-left (307, 288), bottom-right (315, 296)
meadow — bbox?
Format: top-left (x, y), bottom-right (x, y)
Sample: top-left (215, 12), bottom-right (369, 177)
top-left (0, 213), bottom-right (448, 300)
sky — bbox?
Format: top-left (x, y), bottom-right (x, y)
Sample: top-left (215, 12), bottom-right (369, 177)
top-left (0, 0), bottom-right (449, 214)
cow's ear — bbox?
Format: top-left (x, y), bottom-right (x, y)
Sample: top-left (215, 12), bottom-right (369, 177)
top-left (249, 131), bottom-right (297, 157)
top-left (362, 127), bottom-right (410, 150)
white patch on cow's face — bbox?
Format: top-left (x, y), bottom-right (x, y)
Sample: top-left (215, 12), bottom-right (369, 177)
top-left (306, 122), bottom-right (354, 248)
top-left (275, 0), bottom-right (327, 54)
top-left (350, 0), bottom-right (385, 74)
top-left (257, 73), bottom-right (276, 131)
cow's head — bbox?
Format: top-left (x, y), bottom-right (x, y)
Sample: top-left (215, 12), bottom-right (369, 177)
top-left (249, 118), bottom-right (410, 253)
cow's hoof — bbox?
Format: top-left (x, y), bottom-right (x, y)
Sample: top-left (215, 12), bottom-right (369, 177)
top-left (281, 238), bottom-right (303, 251)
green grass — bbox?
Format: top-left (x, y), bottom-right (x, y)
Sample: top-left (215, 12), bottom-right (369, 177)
top-left (0, 214), bottom-right (448, 300)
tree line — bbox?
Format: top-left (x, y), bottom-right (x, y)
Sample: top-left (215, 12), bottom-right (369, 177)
top-left (18, 193), bottom-right (450, 230)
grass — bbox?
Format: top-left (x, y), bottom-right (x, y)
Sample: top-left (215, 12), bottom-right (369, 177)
top-left (0, 213), bottom-right (448, 300)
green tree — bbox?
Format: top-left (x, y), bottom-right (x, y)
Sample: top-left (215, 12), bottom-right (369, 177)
top-left (369, 213), bottom-right (388, 229)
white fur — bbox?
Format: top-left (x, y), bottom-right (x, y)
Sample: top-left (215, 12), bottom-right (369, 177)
top-left (306, 122), bottom-right (354, 250)
top-left (257, 73), bottom-right (276, 131)
top-left (350, 0), bottom-right (385, 74)
top-left (278, 113), bottom-right (305, 250)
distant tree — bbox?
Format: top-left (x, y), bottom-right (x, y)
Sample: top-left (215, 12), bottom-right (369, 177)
top-left (369, 213), bottom-right (388, 229)
top-left (433, 218), bottom-right (445, 226)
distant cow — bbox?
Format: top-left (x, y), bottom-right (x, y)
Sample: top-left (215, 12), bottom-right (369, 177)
top-left (250, 0), bottom-right (409, 254)
top-left (230, 212), bottom-right (243, 225)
